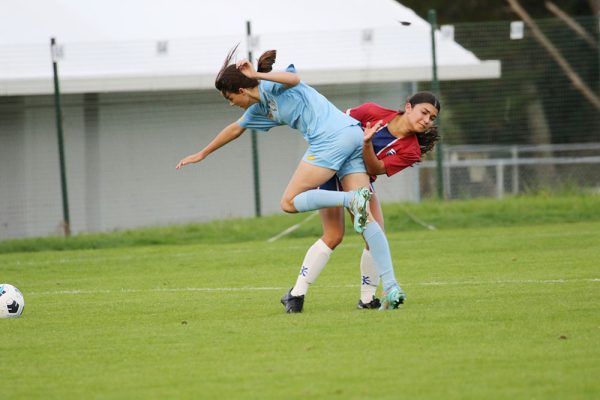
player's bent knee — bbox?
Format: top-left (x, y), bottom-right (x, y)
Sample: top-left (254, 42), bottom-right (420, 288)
top-left (280, 198), bottom-right (297, 213)
top-left (322, 233), bottom-right (343, 249)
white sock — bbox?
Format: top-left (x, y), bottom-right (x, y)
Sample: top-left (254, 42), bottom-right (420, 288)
top-left (291, 239), bottom-right (333, 296)
top-left (360, 248), bottom-right (380, 303)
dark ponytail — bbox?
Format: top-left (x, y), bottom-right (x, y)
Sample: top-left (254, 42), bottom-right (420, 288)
top-left (416, 126), bottom-right (440, 156)
top-left (215, 45), bottom-right (277, 94)
top-left (257, 50), bottom-right (276, 73)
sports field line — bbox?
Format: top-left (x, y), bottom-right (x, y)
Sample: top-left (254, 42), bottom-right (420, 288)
top-left (2, 228), bottom-right (597, 268)
top-left (1, 245), bottom-right (314, 267)
top-left (27, 278), bottom-right (599, 296)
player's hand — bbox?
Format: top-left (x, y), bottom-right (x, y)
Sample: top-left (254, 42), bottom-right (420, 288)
top-left (236, 59), bottom-right (257, 79)
top-left (364, 120), bottom-right (383, 143)
top-left (175, 152), bottom-right (205, 169)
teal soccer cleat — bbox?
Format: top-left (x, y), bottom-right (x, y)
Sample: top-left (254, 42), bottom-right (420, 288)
top-left (348, 187), bottom-right (372, 233)
top-left (379, 286), bottom-right (405, 310)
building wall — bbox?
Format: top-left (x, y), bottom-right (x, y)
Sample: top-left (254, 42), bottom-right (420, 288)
top-left (0, 81), bottom-right (417, 239)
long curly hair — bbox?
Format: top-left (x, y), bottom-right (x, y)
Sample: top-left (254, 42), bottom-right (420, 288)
top-left (214, 44), bottom-right (277, 95)
top-left (408, 91), bottom-right (441, 156)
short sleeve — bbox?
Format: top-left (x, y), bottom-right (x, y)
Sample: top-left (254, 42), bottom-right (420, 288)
top-left (261, 79), bottom-right (287, 97)
top-left (238, 104), bottom-right (280, 131)
top-left (347, 103), bottom-right (397, 128)
top-left (346, 103), bottom-right (372, 127)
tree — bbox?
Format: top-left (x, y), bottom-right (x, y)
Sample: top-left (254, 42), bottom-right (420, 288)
top-left (406, 1), bottom-right (599, 146)
top-left (394, 0), bottom-right (595, 24)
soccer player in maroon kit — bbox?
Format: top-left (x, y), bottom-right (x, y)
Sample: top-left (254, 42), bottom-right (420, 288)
top-left (286, 92), bottom-right (441, 311)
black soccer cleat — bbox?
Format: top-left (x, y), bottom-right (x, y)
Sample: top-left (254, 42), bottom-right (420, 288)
top-left (357, 296), bottom-right (382, 310)
top-left (280, 289), bottom-right (304, 313)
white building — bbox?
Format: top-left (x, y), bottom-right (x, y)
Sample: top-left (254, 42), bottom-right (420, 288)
top-left (0, 0), bottom-right (500, 239)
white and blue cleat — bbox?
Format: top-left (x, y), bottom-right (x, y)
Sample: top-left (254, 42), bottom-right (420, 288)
top-left (348, 187), bottom-right (372, 234)
top-left (379, 286), bottom-right (406, 310)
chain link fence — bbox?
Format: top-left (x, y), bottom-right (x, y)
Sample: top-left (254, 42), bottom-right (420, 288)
top-left (417, 16), bottom-right (600, 199)
top-left (0, 15), bottom-right (599, 238)
top-left (418, 143), bottom-right (600, 200)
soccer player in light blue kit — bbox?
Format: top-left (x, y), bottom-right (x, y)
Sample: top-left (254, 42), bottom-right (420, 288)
top-left (176, 46), bottom-right (405, 312)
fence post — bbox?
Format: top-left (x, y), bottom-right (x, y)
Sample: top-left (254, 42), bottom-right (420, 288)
top-left (246, 21), bottom-right (261, 217)
top-left (50, 37), bottom-right (71, 236)
top-left (414, 166), bottom-right (421, 202)
top-left (428, 9), bottom-right (445, 200)
top-left (496, 161), bottom-right (505, 199)
top-left (511, 145), bottom-right (519, 194)
top-left (444, 148), bottom-right (452, 199)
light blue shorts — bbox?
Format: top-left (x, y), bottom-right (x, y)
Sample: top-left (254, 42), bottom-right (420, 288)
top-left (302, 124), bottom-right (366, 179)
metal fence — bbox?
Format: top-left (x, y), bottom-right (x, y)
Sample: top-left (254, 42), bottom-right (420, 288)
top-left (1, 14), bottom-right (599, 239)
top-left (418, 143), bottom-right (600, 200)
top-left (415, 15), bottom-right (600, 199)
top-left (428, 16), bottom-right (600, 146)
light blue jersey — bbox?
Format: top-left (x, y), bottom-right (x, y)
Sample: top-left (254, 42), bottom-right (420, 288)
top-left (237, 65), bottom-right (365, 177)
top-left (238, 65), bottom-right (359, 142)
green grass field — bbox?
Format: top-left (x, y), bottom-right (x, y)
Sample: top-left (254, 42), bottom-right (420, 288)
top-left (1, 195), bottom-right (599, 399)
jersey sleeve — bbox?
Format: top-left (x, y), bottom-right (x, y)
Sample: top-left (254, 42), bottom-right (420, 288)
top-left (236, 64), bottom-right (299, 131)
top-left (346, 103), bottom-right (377, 127)
top-left (261, 79), bottom-right (287, 97)
top-left (261, 64), bottom-right (297, 98)
top-left (238, 104), bottom-right (280, 131)
top-left (346, 102), bottom-right (398, 127)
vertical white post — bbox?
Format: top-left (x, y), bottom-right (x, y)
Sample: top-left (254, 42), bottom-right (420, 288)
top-left (414, 165), bottom-right (421, 202)
top-left (246, 21), bottom-right (261, 217)
top-left (511, 145), bottom-right (519, 194)
top-left (496, 161), bottom-right (505, 199)
top-left (443, 148), bottom-right (451, 199)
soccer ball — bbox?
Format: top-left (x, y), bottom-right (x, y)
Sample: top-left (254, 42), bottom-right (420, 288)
top-left (0, 283), bottom-right (25, 318)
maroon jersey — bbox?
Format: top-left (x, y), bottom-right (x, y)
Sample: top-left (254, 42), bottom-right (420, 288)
top-left (346, 102), bottom-right (421, 178)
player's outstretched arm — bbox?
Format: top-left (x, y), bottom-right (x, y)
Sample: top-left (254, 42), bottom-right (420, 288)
top-left (362, 120), bottom-right (386, 176)
top-left (236, 59), bottom-right (300, 88)
top-left (176, 122), bottom-right (246, 169)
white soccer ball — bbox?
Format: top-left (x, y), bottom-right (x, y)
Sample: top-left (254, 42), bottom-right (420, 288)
top-left (0, 283), bottom-right (25, 318)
